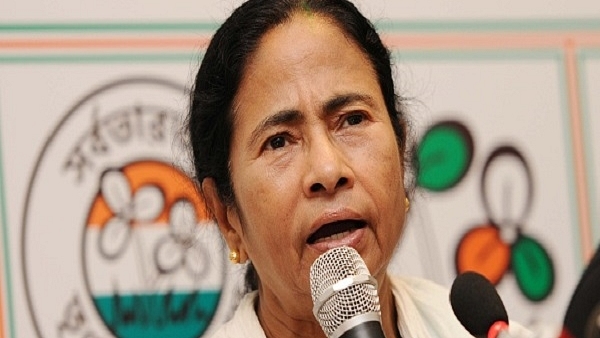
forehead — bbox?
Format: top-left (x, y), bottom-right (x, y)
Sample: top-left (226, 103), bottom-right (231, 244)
top-left (231, 13), bottom-right (380, 122)
top-left (246, 13), bottom-right (370, 75)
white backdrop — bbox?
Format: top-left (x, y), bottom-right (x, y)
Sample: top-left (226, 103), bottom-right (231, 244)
top-left (1, 1), bottom-right (600, 337)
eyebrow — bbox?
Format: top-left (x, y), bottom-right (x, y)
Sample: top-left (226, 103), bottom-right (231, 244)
top-left (248, 109), bottom-right (303, 149)
top-left (323, 93), bottom-right (376, 116)
top-left (247, 93), bottom-right (376, 149)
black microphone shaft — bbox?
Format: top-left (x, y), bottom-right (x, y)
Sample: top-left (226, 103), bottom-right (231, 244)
top-left (339, 321), bottom-right (386, 338)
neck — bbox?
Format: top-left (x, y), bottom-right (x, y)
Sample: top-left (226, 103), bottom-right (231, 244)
top-left (256, 287), bottom-right (326, 338)
top-left (378, 275), bottom-right (402, 338)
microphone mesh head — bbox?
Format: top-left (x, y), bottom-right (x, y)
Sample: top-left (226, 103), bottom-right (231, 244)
top-left (309, 246), bottom-right (380, 337)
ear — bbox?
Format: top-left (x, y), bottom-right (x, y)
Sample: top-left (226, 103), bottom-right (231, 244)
top-left (201, 178), bottom-right (248, 262)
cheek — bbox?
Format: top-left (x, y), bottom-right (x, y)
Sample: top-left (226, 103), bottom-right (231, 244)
top-left (232, 165), bottom-right (298, 240)
top-left (360, 137), bottom-right (403, 188)
top-left (358, 138), bottom-right (406, 227)
top-left (238, 166), bottom-right (294, 209)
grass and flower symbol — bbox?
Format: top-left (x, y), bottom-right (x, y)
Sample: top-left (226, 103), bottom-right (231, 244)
top-left (85, 160), bottom-right (223, 338)
top-left (416, 120), bottom-right (554, 302)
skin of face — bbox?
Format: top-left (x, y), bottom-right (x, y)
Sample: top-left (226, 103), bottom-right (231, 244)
top-left (202, 13), bottom-right (407, 338)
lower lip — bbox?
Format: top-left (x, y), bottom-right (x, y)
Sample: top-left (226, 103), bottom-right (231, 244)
top-left (308, 227), bottom-right (365, 253)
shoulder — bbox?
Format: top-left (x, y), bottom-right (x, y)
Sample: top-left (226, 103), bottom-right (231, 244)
top-left (390, 275), bottom-right (449, 298)
top-left (208, 291), bottom-right (266, 338)
top-left (389, 275), bottom-right (473, 337)
top-left (389, 274), bottom-right (456, 314)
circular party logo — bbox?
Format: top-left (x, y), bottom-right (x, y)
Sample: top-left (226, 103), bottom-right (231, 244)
top-left (22, 78), bottom-right (228, 338)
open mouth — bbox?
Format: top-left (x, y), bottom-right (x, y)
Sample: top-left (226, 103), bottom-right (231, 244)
top-left (307, 220), bottom-right (367, 244)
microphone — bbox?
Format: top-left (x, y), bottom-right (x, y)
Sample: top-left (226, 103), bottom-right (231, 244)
top-left (310, 246), bottom-right (385, 338)
top-left (562, 244), bottom-right (600, 338)
top-left (450, 271), bottom-right (511, 338)
top-left (583, 303), bottom-right (600, 338)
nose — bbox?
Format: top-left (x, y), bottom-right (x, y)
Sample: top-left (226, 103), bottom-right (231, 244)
top-left (302, 137), bottom-right (354, 196)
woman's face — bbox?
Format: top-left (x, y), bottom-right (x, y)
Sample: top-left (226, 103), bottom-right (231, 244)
top-left (207, 13), bottom-right (406, 317)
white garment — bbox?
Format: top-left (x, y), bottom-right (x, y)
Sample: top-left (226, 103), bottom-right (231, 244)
top-left (209, 275), bottom-right (532, 337)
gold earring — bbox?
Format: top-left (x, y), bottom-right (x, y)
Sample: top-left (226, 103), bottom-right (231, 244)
top-left (405, 197), bottom-right (410, 212)
top-left (229, 250), bottom-right (240, 264)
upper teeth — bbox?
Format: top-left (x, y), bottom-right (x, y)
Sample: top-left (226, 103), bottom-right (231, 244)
top-left (315, 230), bottom-right (351, 244)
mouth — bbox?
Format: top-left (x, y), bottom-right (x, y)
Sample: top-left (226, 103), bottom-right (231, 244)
top-left (306, 220), bottom-right (367, 245)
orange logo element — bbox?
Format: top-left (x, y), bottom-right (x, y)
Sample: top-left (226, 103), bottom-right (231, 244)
top-left (455, 225), bottom-right (511, 285)
top-left (87, 160), bottom-right (208, 227)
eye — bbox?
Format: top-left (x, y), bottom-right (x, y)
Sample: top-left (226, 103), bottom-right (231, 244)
top-left (344, 113), bottom-right (365, 126)
top-left (267, 135), bottom-right (287, 150)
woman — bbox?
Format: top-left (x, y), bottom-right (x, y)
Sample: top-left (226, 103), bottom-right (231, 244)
top-left (187, 0), bottom-right (525, 337)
